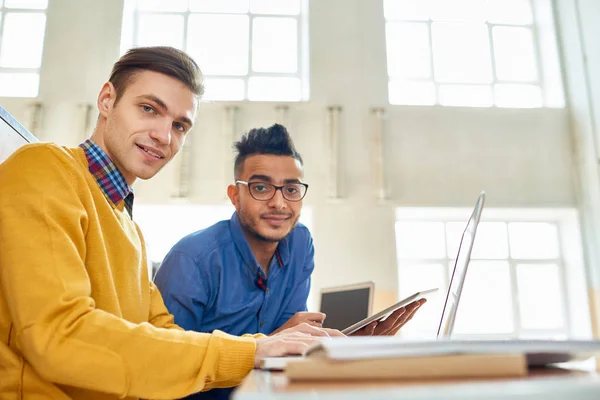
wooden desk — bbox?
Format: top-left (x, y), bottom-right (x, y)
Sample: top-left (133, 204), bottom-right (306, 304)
top-left (234, 368), bottom-right (600, 400)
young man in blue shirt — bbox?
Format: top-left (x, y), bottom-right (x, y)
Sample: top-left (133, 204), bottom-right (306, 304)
top-left (155, 123), bottom-right (424, 399)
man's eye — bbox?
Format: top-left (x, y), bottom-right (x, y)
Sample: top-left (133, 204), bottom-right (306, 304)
top-left (141, 105), bottom-right (154, 113)
top-left (254, 185), bottom-right (267, 192)
top-left (173, 122), bottom-right (185, 132)
top-left (286, 186), bottom-right (299, 194)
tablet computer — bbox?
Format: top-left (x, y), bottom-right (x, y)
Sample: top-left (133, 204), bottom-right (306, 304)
top-left (341, 288), bottom-right (439, 335)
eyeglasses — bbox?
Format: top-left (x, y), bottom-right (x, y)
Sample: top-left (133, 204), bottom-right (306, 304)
top-left (236, 180), bottom-right (309, 202)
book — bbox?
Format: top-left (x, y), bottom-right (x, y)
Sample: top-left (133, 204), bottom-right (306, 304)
top-left (282, 337), bottom-right (600, 381)
top-left (285, 352), bottom-right (527, 381)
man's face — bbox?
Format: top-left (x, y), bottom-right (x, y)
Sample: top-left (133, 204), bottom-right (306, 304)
top-left (94, 70), bottom-right (198, 185)
top-left (230, 154), bottom-right (305, 243)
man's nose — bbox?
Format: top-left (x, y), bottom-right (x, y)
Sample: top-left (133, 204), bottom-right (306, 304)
top-left (150, 120), bottom-right (172, 145)
top-left (268, 188), bottom-right (286, 209)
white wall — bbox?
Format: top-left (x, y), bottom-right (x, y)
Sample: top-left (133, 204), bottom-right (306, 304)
top-left (0, 0), bottom-right (586, 304)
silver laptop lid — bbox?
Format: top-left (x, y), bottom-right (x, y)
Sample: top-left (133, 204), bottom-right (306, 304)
top-left (437, 192), bottom-right (486, 338)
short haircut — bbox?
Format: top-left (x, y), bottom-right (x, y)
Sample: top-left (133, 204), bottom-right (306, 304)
top-left (109, 46), bottom-right (204, 104)
top-left (233, 123), bottom-right (303, 179)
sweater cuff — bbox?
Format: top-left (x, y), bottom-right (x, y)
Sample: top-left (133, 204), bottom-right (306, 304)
top-left (213, 330), bottom-right (257, 380)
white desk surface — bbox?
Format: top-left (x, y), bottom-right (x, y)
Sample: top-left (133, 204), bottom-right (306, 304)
top-left (233, 367), bottom-right (600, 400)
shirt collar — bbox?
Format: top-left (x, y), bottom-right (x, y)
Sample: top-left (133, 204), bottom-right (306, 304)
top-left (79, 139), bottom-right (134, 217)
top-left (229, 212), bottom-right (291, 271)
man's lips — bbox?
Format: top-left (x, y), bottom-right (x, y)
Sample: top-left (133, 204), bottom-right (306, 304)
top-left (136, 144), bottom-right (165, 159)
top-left (262, 214), bottom-right (291, 220)
top-left (261, 214), bottom-right (292, 225)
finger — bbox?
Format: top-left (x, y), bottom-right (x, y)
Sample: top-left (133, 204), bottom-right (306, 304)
top-left (373, 307), bottom-right (413, 336)
top-left (291, 323), bottom-right (334, 337)
top-left (297, 312), bottom-right (326, 323)
top-left (351, 321), bottom-right (377, 336)
top-left (304, 320), bottom-right (323, 328)
top-left (321, 328), bottom-right (345, 337)
top-left (374, 308), bottom-right (406, 333)
top-left (385, 303), bottom-right (423, 335)
top-left (277, 340), bottom-right (312, 356)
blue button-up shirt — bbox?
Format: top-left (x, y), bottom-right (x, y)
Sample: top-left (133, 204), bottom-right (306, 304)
top-left (155, 212), bottom-right (314, 399)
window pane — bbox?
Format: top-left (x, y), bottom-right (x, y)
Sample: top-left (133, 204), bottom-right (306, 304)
top-left (202, 78), bottom-right (245, 101)
top-left (4, 0), bottom-right (47, 9)
top-left (438, 84), bottom-right (492, 107)
top-left (453, 261), bottom-right (514, 335)
top-left (508, 222), bottom-right (559, 259)
top-left (447, 221), bottom-right (508, 260)
top-left (384, 0), bottom-right (429, 21)
top-left (493, 26), bottom-right (537, 82)
top-left (247, 77), bottom-right (301, 101)
top-left (495, 84), bottom-right (542, 108)
top-left (187, 14), bottom-right (249, 75)
top-left (137, 0), bottom-right (188, 12)
top-left (396, 221), bottom-right (446, 259)
top-left (429, 0), bottom-right (486, 22)
top-left (388, 80), bottom-right (435, 105)
top-left (486, 0), bottom-right (533, 25)
top-left (398, 263), bottom-right (447, 339)
top-left (0, 72), bottom-right (39, 97)
top-left (137, 14), bottom-right (184, 49)
top-left (516, 263), bottom-right (565, 330)
top-left (135, 205), bottom-right (235, 263)
top-left (432, 23), bottom-right (492, 83)
top-left (385, 22), bottom-right (431, 79)
top-left (252, 17), bottom-right (297, 73)
top-left (251, 0), bottom-right (301, 15)
top-left (189, 0), bottom-right (249, 13)
top-left (0, 13), bottom-right (46, 68)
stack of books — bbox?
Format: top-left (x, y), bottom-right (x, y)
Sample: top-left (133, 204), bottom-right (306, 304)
top-left (279, 337), bottom-right (600, 381)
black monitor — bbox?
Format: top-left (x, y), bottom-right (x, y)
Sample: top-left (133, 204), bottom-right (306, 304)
top-left (319, 282), bottom-right (374, 330)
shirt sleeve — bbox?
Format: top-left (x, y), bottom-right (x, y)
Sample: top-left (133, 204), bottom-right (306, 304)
top-left (0, 146), bottom-right (255, 399)
top-left (154, 249), bottom-right (211, 332)
top-left (271, 231), bottom-right (315, 332)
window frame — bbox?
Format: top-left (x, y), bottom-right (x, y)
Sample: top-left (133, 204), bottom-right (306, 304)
top-left (0, 2), bottom-right (48, 98)
top-left (383, 0), bottom-right (561, 108)
top-left (120, 0), bottom-right (309, 102)
top-left (395, 207), bottom-right (592, 340)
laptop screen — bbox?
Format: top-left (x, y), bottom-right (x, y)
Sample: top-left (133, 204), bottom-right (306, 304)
top-left (320, 283), bottom-right (373, 330)
top-left (437, 192), bottom-right (486, 338)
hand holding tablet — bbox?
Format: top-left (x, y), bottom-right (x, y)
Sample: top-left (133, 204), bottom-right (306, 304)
top-left (342, 288), bottom-right (439, 335)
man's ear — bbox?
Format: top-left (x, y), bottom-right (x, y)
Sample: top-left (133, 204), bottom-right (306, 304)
top-left (97, 82), bottom-right (116, 118)
top-left (227, 184), bottom-right (240, 211)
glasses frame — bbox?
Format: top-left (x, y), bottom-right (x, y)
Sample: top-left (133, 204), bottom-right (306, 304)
top-left (236, 180), bottom-right (309, 202)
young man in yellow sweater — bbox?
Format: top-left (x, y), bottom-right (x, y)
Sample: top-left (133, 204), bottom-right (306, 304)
top-left (0, 46), bottom-right (340, 400)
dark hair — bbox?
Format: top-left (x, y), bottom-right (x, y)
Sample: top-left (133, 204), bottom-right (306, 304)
top-left (234, 123), bottom-right (303, 179)
top-left (109, 46), bottom-right (204, 104)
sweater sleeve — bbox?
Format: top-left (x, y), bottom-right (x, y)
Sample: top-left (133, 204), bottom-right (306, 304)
top-left (148, 281), bottom-right (184, 331)
top-left (0, 145), bottom-right (256, 399)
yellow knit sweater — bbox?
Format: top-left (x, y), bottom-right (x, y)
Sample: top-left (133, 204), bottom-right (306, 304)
top-left (0, 143), bottom-right (256, 399)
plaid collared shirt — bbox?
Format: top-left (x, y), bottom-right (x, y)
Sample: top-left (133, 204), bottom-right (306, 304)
top-left (79, 139), bottom-right (134, 218)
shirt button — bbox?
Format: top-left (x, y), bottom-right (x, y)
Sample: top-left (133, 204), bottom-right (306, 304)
top-left (266, 288), bottom-right (270, 294)
top-left (260, 321), bottom-right (265, 328)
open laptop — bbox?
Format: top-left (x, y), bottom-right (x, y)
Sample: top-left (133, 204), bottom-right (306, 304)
top-left (260, 192), bottom-right (486, 370)
top-left (437, 191), bottom-right (485, 338)
top-left (319, 281), bottom-right (374, 330)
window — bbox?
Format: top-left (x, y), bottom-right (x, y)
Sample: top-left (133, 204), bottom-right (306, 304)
top-left (0, 0), bottom-right (48, 97)
top-left (383, 0), bottom-right (563, 108)
top-left (395, 207), bottom-right (592, 340)
top-left (121, 0), bottom-right (308, 102)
